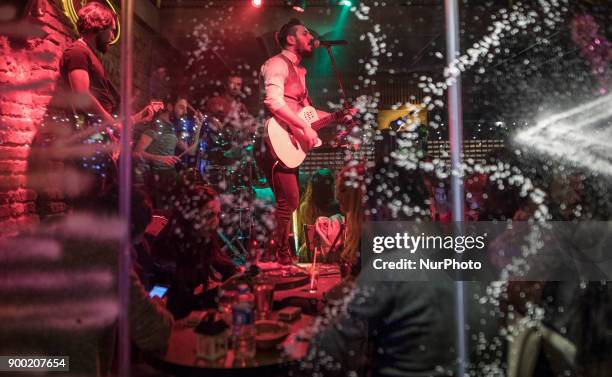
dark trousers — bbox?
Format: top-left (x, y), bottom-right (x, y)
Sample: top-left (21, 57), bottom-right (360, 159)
top-left (255, 137), bottom-right (299, 254)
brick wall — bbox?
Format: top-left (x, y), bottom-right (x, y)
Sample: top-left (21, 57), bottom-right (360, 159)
top-left (97, 16), bottom-right (181, 111)
top-left (0, 1), bottom-right (182, 236)
top-left (0, 1), bottom-right (74, 235)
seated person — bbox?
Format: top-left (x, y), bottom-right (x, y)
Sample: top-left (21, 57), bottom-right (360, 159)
top-left (88, 186), bottom-right (175, 355)
top-left (307, 280), bottom-right (458, 377)
top-left (336, 163), bottom-right (367, 278)
top-left (86, 187), bottom-right (159, 290)
top-left (305, 178), bottom-right (500, 377)
top-left (297, 168), bottom-right (341, 262)
top-left (0, 189), bottom-right (173, 377)
top-left (152, 179), bottom-right (238, 319)
top-left (301, 163), bottom-right (368, 295)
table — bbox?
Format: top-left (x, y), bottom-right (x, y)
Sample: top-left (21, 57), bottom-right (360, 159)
top-left (147, 264), bottom-right (341, 376)
top-left (148, 312), bottom-right (314, 376)
top-left (274, 265), bottom-right (341, 308)
top-left (262, 263), bottom-right (342, 314)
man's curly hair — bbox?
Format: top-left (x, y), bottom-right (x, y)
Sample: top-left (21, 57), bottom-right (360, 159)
top-left (77, 2), bottom-right (115, 34)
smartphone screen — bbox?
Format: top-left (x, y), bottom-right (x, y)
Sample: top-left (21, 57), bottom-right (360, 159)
top-left (149, 285), bottom-right (168, 298)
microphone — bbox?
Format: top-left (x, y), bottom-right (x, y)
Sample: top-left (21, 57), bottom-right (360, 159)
top-left (313, 39), bottom-right (348, 48)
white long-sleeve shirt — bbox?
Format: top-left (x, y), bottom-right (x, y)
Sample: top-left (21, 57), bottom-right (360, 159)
top-left (260, 49), bottom-right (308, 112)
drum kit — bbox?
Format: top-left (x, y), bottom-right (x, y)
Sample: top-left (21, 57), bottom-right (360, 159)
top-left (195, 114), bottom-right (263, 193)
top-left (193, 113), bottom-right (267, 256)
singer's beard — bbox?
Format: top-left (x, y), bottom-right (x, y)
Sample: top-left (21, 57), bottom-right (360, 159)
top-left (300, 47), bottom-right (314, 58)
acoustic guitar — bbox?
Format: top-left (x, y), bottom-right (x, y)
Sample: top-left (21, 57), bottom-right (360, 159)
top-left (265, 106), bottom-right (350, 168)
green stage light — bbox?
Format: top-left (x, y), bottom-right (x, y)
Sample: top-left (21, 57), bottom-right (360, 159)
top-left (338, 0), bottom-right (352, 6)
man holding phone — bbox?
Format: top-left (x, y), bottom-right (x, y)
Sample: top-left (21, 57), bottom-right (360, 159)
top-left (149, 285), bottom-right (169, 299)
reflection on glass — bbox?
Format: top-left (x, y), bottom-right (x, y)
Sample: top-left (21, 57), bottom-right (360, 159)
top-left (2, 0), bottom-right (611, 376)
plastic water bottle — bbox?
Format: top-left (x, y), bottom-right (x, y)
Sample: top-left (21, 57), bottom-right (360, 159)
top-left (232, 284), bottom-right (256, 361)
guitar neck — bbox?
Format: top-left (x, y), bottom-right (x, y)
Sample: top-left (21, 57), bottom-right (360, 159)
top-left (311, 110), bottom-right (343, 131)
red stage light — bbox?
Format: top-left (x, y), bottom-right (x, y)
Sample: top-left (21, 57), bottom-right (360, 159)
top-left (252, 0), bottom-right (262, 7)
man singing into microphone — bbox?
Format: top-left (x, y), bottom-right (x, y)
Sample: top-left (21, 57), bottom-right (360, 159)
top-left (257, 19), bottom-right (355, 264)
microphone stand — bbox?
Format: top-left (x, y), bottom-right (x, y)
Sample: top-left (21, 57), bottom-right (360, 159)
top-left (324, 46), bottom-right (350, 109)
top-left (323, 46), bottom-right (359, 153)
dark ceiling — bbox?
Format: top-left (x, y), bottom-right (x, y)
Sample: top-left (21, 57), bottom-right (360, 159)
top-left (146, 0), bottom-right (611, 121)
top-left (153, 0), bottom-right (448, 8)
